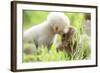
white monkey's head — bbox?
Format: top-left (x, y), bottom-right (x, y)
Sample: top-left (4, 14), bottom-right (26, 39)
top-left (47, 12), bottom-right (70, 34)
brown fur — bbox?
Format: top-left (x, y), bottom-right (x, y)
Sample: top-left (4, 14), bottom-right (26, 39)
top-left (57, 27), bottom-right (77, 54)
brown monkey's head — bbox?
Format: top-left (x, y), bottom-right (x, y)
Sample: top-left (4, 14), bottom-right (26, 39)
top-left (61, 27), bottom-right (76, 51)
top-left (56, 27), bottom-right (77, 54)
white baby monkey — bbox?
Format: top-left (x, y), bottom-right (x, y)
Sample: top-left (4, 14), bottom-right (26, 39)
top-left (23, 12), bottom-right (70, 48)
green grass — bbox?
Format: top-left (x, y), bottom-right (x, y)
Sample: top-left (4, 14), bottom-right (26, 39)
top-left (23, 32), bottom-right (90, 62)
top-left (23, 11), bottom-right (91, 62)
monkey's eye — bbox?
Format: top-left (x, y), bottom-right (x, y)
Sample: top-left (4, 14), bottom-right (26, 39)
top-left (52, 24), bottom-right (55, 26)
top-left (62, 34), bottom-right (65, 37)
top-left (56, 27), bottom-right (58, 31)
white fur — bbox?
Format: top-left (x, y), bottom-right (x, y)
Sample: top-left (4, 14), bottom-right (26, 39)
top-left (23, 12), bottom-right (70, 47)
top-left (47, 12), bottom-right (70, 27)
top-left (53, 34), bottom-right (62, 48)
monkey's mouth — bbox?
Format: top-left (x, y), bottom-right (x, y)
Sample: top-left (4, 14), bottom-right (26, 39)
top-left (53, 26), bottom-right (61, 33)
top-left (62, 41), bottom-right (68, 48)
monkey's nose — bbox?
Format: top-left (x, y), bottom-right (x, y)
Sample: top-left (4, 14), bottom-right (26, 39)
top-left (56, 27), bottom-right (58, 31)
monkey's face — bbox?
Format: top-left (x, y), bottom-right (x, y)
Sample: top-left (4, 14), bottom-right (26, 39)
top-left (62, 33), bottom-right (69, 48)
top-left (52, 24), bottom-right (65, 34)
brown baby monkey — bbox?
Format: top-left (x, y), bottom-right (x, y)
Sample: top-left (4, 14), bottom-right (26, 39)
top-left (56, 27), bottom-right (77, 54)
